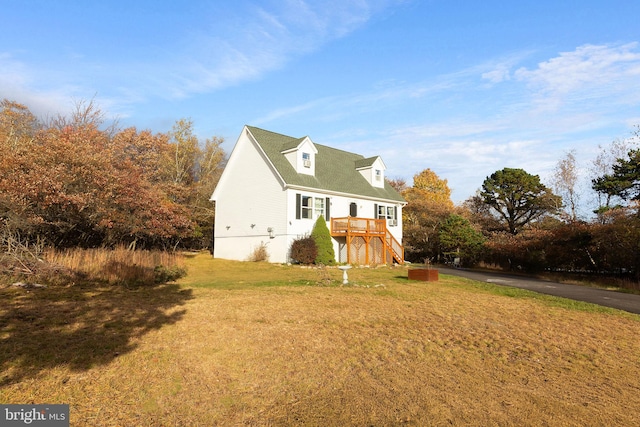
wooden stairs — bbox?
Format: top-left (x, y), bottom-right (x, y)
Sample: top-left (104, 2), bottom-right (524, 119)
top-left (330, 217), bottom-right (404, 265)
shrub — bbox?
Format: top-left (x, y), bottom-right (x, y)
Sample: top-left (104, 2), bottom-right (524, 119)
top-left (290, 236), bottom-right (317, 264)
top-left (311, 215), bottom-right (335, 265)
top-left (247, 242), bottom-right (269, 262)
top-left (154, 265), bottom-right (188, 283)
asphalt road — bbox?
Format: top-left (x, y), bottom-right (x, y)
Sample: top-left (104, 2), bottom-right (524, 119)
top-left (438, 267), bottom-right (640, 315)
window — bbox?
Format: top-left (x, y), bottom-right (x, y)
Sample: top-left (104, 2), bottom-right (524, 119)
top-left (301, 196), bottom-right (313, 219)
top-left (314, 198), bottom-right (325, 218)
top-left (302, 152), bottom-right (311, 168)
top-left (375, 169), bottom-right (382, 181)
top-left (375, 204), bottom-right (398, 225)
top-left (386, 206), bottom-right (395, 220)
top-left (296, 194), bottom-right (330, 220)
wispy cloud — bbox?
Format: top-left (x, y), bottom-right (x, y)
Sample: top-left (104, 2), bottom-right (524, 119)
top-left (254, 43), bottom-right (640, 202)
top-left (514, 43), bottom-right (640, 112)
top-left (2, 1), bottom-right (400, 115)
top-left (170, 0), bottom-right (399, 95)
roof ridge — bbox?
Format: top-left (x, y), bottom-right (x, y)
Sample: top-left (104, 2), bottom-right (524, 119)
top-left (247, 125), bottom-right (365, 158)
top-left (246, 125), bottom-right (305, 141)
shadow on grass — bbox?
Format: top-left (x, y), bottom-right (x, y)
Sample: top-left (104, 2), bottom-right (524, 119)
top-left (0, 281), bottom-right (193, 386)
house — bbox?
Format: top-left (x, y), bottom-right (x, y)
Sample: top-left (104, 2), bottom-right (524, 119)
top-left (210, 126), bottom-right (406, 264)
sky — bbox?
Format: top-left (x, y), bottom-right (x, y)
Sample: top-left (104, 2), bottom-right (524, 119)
top-left (2, 0), bottom-right (640, 209)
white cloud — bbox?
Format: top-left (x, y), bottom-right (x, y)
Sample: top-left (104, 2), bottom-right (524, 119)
top-left (515, 43), bottom-right (640, 112)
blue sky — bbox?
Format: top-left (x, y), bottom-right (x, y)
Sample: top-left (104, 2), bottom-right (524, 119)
top-left (2, 0), bottom-right (640, 207)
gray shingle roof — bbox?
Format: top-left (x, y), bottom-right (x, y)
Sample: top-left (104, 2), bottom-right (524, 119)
top-left (246, 126), bottom-right (405, 203)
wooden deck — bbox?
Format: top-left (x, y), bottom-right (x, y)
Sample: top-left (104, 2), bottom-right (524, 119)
top-left (330, 217), bottom-right (403, 265)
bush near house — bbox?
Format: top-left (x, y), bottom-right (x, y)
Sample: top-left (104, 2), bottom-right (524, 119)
top-left (289, 236), bottom-right (317, 265)
top-left (311, 215), bottom-right (335, 265)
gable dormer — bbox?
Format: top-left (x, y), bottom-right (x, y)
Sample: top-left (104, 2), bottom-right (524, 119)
top-left (355, 156), bottom-right (386, 188)
top-left (281, 136), bottom-right (318, 176)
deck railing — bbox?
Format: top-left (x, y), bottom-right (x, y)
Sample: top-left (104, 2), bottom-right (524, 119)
top-left (330, 217), bottom-right (404, 264)
top-left (330, 217), bottom-right (386, 235)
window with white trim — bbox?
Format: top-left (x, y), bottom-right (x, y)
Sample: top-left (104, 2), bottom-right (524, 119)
top-left (296, 194), bottom-right (330, 220)
top-left (376, 204), bottom-right (398, 225)
top-left (301, 195), bottom-right (313, 219)
top-left (314, 198), bottom-right (325, 218)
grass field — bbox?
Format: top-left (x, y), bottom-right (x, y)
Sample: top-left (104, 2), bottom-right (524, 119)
top-left (1, 252), bottom-right (639, 426)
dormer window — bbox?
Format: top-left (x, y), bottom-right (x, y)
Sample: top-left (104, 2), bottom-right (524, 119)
top-left (356, 156), bottom-right (386, 188)
top-left (281, 137), bottom-right (317, 176)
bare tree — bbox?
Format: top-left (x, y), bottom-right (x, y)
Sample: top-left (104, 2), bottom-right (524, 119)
top-left (553, 150), bottom-right (580, 221)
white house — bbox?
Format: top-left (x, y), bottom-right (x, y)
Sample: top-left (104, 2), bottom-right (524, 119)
top-left (210, 126), bottom-right (406, 264)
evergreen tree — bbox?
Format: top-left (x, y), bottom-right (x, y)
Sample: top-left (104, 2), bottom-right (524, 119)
top-left (311, 215), bottom-right (335, 265)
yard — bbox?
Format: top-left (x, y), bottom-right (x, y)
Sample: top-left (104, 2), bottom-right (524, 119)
top-left (1, 252), bottom-right (639, 426)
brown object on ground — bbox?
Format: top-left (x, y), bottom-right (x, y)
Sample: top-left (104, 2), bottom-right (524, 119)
top-left (408, 268), bottom-right (439, 281)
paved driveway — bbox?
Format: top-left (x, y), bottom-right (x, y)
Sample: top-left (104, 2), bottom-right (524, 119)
top-left (438, 267), bottom-right (640, 315)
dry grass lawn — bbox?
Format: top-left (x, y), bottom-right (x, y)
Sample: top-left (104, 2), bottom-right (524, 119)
top-left (2, 253), bottom-right (640, 426)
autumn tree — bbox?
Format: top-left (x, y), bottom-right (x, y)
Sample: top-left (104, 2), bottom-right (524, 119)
top-left (0, 100), bottom-right (39, 151)
top-left (0, 99), bottom-right (207, 249)
top-left (387, 177), bottom-right (408, 193)
top-left (0, 101), bottom-right (41, 232)
top-left (588, 207), bottom-right (640, 279)
top-left (480, 168), bottom-right (561, 235)
top-left (402, 169), bottom-right (454, 262)
top-left (159, 119), bottom-right (226, 247)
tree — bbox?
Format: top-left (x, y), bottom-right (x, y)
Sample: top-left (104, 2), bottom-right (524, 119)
top-left (387, 177), bottom-right (408, 193)
top-left (461, 192), bottom-right (503, 234)
top-left (480, 168), bottom-right (561, 235)
top-left (0, 99), bottom-right (197, 249)
top-left (311, 215), bottom-right (335, 265)
top-left (589, 133), bottom-right (639, 211)
top-left (589, 207), bottom-right (640, 279)
top-left (409, 169), bottom-right (454, 207)
top-left (552, 150), bottom-right (580, 221)
top-left (592, 148), bottom-right (640, 208)
top-left (166, 118), bottom-right (200, 185)
top-left (159, 119), bottom-right (227, 247)
top-left (402, 169), bottom-right (454, 262)
top-left (0, 100), bottom-right (39, 151)
top-left (438, 214), bottom-right (485, 266)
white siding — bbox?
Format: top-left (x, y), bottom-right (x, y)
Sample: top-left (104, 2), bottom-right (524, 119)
top-left (212, 130), bottom-right (289, 262)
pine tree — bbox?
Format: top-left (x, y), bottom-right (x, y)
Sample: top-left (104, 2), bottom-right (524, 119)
top-left (311, 215), bottom-right (335, 265)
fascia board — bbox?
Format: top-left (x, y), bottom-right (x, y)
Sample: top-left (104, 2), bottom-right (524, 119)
top-left (285, 184), bottom-right (406, 206)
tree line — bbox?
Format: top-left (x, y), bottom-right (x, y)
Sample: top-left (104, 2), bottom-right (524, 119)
top-left (0, 99), bottom-right (226, 250)
top-left (396, 126), bottom-right (640, 282)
